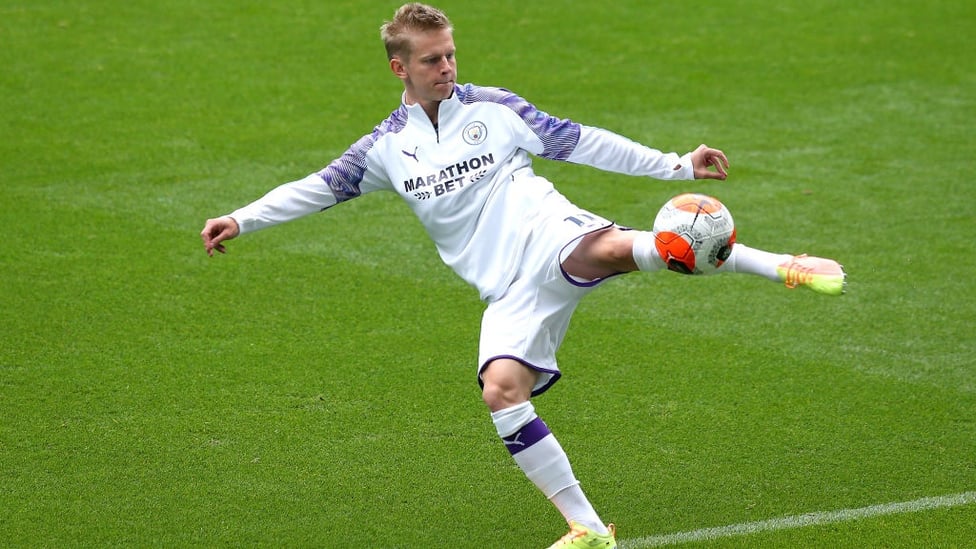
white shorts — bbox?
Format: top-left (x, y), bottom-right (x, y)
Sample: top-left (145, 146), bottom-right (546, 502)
top-left (477, 195), bottom-right (619, 396)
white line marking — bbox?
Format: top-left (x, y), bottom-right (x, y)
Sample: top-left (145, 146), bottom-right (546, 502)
top-left (619, 491), bottom-right (976, 548)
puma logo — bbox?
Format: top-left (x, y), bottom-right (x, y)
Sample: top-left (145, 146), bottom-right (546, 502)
top-left (503, 433), bottom-right (526, 447)
top-left (402, 147), bottom-right (419, 162)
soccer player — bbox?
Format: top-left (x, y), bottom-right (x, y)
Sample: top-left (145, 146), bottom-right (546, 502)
top-left (200, 3), bottom-right (845, 547)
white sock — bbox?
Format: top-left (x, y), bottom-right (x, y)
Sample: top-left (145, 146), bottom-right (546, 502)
top-left (633, 231), bottom-right (789, 282)
top-left (631, 231), bottom-right (665, 272)
top-left (491, 401), bottom-right (536, 438)
top-left (491, 402), bottom-right (606, 533)
top-left (550, 484), bottom-right (609, 535)
top-left (717, 243), bottom-right (791, 281)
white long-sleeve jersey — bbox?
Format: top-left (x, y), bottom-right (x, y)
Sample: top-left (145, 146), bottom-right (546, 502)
top-left (229, 83), bottom-right (694, 301)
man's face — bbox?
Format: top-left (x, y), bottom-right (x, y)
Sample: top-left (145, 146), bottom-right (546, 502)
top-left (392, 28), bottom-right (456, 107)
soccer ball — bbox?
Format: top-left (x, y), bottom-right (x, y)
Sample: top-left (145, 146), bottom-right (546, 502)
top-left (652, 193), bottom-right (736, 275)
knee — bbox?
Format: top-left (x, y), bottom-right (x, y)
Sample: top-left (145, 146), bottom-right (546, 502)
top-left (481, 382), bottom-right (510, 411)
top-left (600, 230), bottom-right (639, 268)
top-left (481, 376), bottom-right (527, 411)
top-left (480, 359), bottom-right (537, 412)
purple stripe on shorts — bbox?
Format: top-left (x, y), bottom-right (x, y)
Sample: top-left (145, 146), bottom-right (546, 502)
top-left (558, 222), bottom-right (626, 287)
top-left (502, 417), bottom-right (551, 455)
top-left (478, 355), bottom-right (562, 397)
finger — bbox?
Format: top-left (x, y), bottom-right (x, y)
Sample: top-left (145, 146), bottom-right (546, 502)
top-left (699, 145), bottom-right (729, 167)
top-left (706, 149), bottom-right (729, 175)
top-left (700, 158), bottom-right (726, 180)
top-left (201, 222), bottom-right (218, 245)
top-left (204, 239), bottom-right (225, 256)
top-left (203, 233), bottom-right (220, 256)
top-left (709, 155), bottom-right (728, 176)
top-left (206, 226), bottom-right (235, 255)
top-left (715, 149), bottom-right (730, 169)
top-left (202, 233), bottom-right (215, 253)
top-left (702, 147), bottom-right (727, 167)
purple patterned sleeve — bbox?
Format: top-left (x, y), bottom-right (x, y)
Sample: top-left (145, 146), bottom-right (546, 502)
top-left (317, 141), bottom-right (368, 203)
top-left (315, 108), bottom-right (407, 204)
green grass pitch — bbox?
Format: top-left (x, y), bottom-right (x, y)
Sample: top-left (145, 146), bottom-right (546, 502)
top-left (2, 0), bottom-right (975, 546)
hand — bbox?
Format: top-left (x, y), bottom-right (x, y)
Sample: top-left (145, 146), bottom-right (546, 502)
top-left (690, 144), bottom-right (729, 180)
top-left (200, 216), bottom-right (240, 256)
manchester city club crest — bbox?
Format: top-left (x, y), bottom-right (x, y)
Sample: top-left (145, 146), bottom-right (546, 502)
top-left (462, 121), bottom-right (487, 145)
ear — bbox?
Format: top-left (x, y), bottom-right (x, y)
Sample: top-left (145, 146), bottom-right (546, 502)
top-left (390, 56), bottom-right (408, 80)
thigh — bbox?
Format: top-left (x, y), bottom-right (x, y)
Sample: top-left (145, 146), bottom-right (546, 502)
top-left (477, 260), bottom-right (591, 397)
top-left (561, 226), bottom-right (639, 281)
top-left (475, 201), bottom-right (615, 396)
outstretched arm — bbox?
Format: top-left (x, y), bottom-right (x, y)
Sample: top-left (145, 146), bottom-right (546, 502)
top-left (198, 171), bottom-right (346, 257)
top-left (200, 216), bottom-right (240, 256)
top-left (565, 126), bottom-right (727, 182)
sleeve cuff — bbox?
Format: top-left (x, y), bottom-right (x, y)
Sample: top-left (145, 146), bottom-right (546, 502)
top-left (675, 152), bottom-right (695, 180)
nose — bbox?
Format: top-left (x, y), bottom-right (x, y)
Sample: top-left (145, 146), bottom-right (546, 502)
top-left (439, 56), bottom-right (453, 73)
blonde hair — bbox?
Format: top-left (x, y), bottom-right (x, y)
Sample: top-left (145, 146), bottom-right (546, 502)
top-left (380, 3), bottom-right (453, 61)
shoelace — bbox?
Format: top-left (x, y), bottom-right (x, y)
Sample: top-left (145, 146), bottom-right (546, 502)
top-left (552, 523), bottom-right (616, 547)
top-left (783, 254), bottom-right (813, 289)
top-left (553, 524), bottom-right (588, 545)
